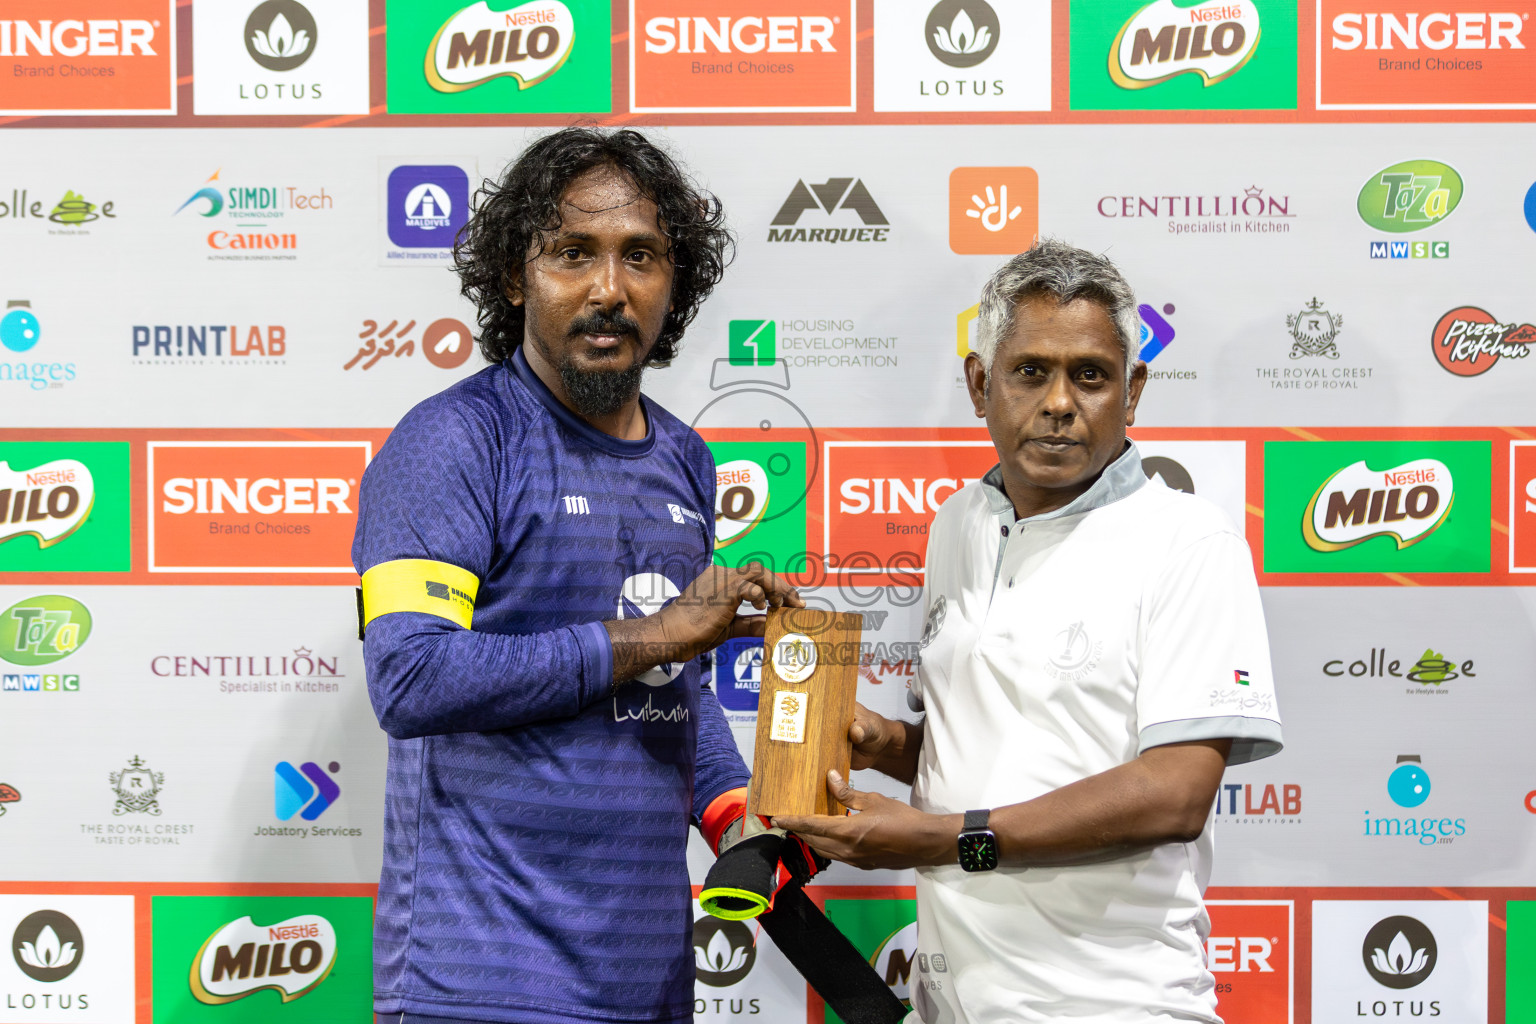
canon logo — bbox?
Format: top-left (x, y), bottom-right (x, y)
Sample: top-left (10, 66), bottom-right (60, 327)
top-left (644, 16), bottom-right (836, 54)
top-left (839, 477), bottom-right (977, 515)
top-left (1331, 12), bottom-right (1524, 49)
top-left (0, 19), bottom-right (157, 57)
top-left (163, 478), bottom-right (352, 515)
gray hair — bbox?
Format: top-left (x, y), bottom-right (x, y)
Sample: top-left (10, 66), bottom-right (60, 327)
top-left (974, 238), bottom-right (1141, 384)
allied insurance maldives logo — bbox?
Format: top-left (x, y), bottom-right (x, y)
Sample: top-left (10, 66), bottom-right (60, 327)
top-left (0, 1), bottom-right (176, 115)
top-left (385, 0), bottom-right (610, 113)
top-left (1262, 441), bottom-right (1491, 575)
top-left (1069, 0), bottom-right (1297, 110)
top-left (147, 441), bottom-right (371, 574)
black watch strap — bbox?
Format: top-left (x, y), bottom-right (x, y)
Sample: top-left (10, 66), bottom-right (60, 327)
top-left (962, 808), bottom-right (989, 831)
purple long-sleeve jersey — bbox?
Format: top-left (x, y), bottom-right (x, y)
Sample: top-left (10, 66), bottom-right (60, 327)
top-left (352, 347), bottom-right (749, 1024)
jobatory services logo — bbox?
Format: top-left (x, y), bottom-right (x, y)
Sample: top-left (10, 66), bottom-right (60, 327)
top-left (1319, 4), bottom-right (1534, 109)
top-left (344, 317), bottom-right (475, 370)
top-left (1205, 902), bottom-right (1292, 1023)
top-left (1070, 0), bottom-right (1297, 110)
top-left (1364, 754), bottom-right (1467, 845)
top-left (632, 0), bottom-right (854, 112)
top-left (767, 178), bottom-right (890, 244)
top-left (1357, 160), bottom-right (1461, 259)
top-left (1262, 440), bottom-right (1490, 574)
top-left (1312, 900), bottom-right (1487, 1022)
top-left (147, 441), bottom-right (371, 575)
top-left (0, 442), bottom-right (130, 572)
top-left (274, 761), bottom-right (340, 822)
top-left (0, 1), bottom-right (176, 115)
top-left (1430, 305), bottom-right (1533, 376)
top-left (1511, 440), bottom-right (1536, 573)
top-left (949, 167), bottom-right (1038, 254)
top-left (191, 0), bottom-right (370, 114)
top-left (1138, 302), bottom-right (1178, 362)
top-left (387, 0), bottom-right (610, 113)
top-left (872, 0), bottom-right (1050, 112)
top-left (1096, 184), bottom-right (1296, 237)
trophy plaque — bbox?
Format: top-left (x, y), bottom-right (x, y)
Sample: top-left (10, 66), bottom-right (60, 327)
top-left (747, 606), bottom-right (863, 818)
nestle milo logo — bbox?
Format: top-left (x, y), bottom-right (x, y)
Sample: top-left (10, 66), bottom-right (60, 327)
top-left (1357, 160), bottom-right (1463, 233)
top-left (0, 594), bottom-right (92, 667)
top-left (1303, 458), bottom-right (1453, 552)
top-left (1109, 0), bottom-right (1261, 89)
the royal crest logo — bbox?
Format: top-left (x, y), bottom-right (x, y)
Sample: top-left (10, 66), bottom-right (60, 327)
top-left (0, 458), bottom-right (94, 550)
top-left (1109, 0), bottom-right (1262, 90)
top-left (110, 755), bottom-right (164, 816)
top-left (425, 0), bottom-right (576, 93)
top-left (1286, 298), bottom-right (1343, 360)
top-left (1430, 305), bottom-right (1534, 377)
top-left (1357, 160), bottom-right (1463, 233)
top-left (190, 913), bottom-right (338, 1004)
top-left (1303, 459), bottom-right (1454, 552)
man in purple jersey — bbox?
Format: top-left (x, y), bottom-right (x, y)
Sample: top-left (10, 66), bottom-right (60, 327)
top-left (353, 128), bottom-right (803, 1024)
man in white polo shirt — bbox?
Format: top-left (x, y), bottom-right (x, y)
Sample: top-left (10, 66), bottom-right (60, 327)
top-left (775, 240), bottom-right (1282, 1024)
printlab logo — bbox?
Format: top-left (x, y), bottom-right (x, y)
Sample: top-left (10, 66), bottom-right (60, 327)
top-left (1430, 305), bottom-right (1533, 377)
top-left (12, 909), bottom-right (84, 983)
top-left (1286, 298), bottom-right (1343, 360)
top-left (693, 915), bottom-right (756, 987)
top-left (767, 178), bottom-right (890, 243)
top-left (0, 782), bottom-right (19, 816)
top-left (1045, 621), bottom-right (1102, 681)
top-left (245, 0), bottom-right (317, 70)
top-left (109, 756), bottom-right (164, 816)
top-left (1357, 160), bottom-right (1462, 234)
top-left (274, 761), bottom-right (340, 821)
top-left (386, 165), bottom-right (470, 250)
top-left (949, 166), bottom-right (1037, 254)
top-left (345, 317), bottom-right (475, 370)
top-left (1215, 782), bottom-right (1301, 822)
top-left (926, 0), bottom-right (999, 66)
top-left (1362, 916), bottom-right (1435, 988)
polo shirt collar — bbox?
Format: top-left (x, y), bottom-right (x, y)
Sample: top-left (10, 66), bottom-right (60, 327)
top-left (980, 441), bottom-right (1147, 526)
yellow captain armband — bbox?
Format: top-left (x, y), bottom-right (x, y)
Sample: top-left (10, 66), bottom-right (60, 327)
top-left (360, 559), bottom-right (479, 632)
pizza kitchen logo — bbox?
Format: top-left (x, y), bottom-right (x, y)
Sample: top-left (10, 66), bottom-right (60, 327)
top-left (1430, 305), bottom-right (1533, 377)
top-left (1109, 0), bottom-right (1261, 90)
top-left (424, 0), bottom-right (575, 93)
top-left (1302, 458), bottom-right (1453, 552)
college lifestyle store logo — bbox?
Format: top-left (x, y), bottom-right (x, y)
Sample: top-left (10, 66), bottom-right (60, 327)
top-left (767, 177), bottom-right (890, 243)
top-left (190, 914), bottom-right (338, 1005)
top-left (1323, 645), bottom-right (1474, 691)
top-left (948, 166), bottom-right (1038, 254)
top-left (1364, 754), bottom-right (1466, 845)
top-left (344, 317), bottom-right (474, 371)
top-left (0, 187), bottom-right (118, 231)
top-left (1430, 305), bottom-right (1533, 376)
top-left (0, 2), bottom-right (175, 115)
top-left (1320, 5), bottom-right (1535, 108)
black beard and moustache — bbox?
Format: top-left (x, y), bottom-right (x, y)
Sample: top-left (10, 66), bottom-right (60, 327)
top-left (556, 310), bottom-right (648, 419)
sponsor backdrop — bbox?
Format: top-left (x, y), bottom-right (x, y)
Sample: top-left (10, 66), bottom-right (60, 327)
top-left (1, 1), bottom-right (1533, 1021)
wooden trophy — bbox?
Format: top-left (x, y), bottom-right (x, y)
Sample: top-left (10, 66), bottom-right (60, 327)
top-left (747, 606), bottom-right (863, 818)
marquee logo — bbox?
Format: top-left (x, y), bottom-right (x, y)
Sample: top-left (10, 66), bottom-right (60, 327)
top-left (1430, 305), bottom-right (1534, 377)
top-left (425, 0), bottom-right (575, 92)
top-left (148, 441), bottom-right (370, 574)
top-left (190, 913), bottom-right (338, 1004)
top-left (1303, 458), bottom-right (1453, 551)
top-left (0, 594), bottom-right (92, 667)
top-left (767, 177), bottom-right (889, 243)
top-left (1357, 160), bottom-right (1462, 232)
top-left (0, 2), bottom-right (175, 115)
top-left (1109, 0), bottom-right (1261, 89)
top-left (0, 459), bottom-right (93, 551)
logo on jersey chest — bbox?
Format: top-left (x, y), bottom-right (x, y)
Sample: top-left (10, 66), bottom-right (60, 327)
top-left (1044, 620), bottom-right (1104, 681)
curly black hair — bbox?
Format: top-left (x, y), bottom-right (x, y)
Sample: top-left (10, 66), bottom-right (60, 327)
top-left (453, 127), bottom-right (735, 366)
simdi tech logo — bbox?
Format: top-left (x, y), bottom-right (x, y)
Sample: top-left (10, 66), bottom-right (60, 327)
top-left (1262, 440), bottom-right (1490, 575)
top-left (0, 442), bottom-right (131, 572)
top-left (1069, 0), bottom-right (1297, 110)
top-left (152, 895), bottom-right (371, 1019)
top-left (386, 0), bottom-right (610, 113)
top-left (631, 0), bottom-right (855, 112)
top-left (147, 441), bottom-right (371, 574)
top-left (174, 168), bottom-right (335, 261)
top-left (0, 2), bottom-right (176, 115)
top-left (1319, 3), bottom-right (1535, 109)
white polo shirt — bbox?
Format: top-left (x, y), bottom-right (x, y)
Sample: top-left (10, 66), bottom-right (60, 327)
top-left (906, 443), bottom-right (1281, 1024)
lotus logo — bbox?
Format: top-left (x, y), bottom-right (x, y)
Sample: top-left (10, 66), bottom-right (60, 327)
top-left (426, 0), bottom-right (576, 93)
top-left (1362, 915), bottom-right (1436, 988)
top-left (1110, 0), bottom-right (1261, 90)
top-left (1357, 160), bottom-right (1463, 233)
top-left (0, 458), bottom-right (94, 551)
top-left (925, 0), bottom-right (1000, 67)
top-left (244, 1), bottom-right (319, 72)
top-left (693, 916), bottom-right (756, 986)
top-left (12, 910), bottom-right (84, 983)
top-left (1302, 459), bottom-right (1453, 552)
top-left (191, 914), bottom-right (338, 1004)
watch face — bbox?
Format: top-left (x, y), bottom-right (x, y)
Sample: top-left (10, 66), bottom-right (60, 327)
top-left (957, 830), bottom-right (998, 872)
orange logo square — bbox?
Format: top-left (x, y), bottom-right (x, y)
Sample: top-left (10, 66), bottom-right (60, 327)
top-left (0, 0), bottom-right (176, 114)
top-left (949, 167), bottom-right (1039, 255)
top-left (630, 0), bottom-right (855, 112)
top-left (148, 442), bottom-right (371, 575)
top-left (1206, 901), bottom-right (1292, 1024)
top-left (1512, 441), bottom-right (1536, 573)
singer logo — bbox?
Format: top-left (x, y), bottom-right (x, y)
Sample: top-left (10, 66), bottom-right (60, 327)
top-left (148, 441), bottom-right (371, 574)
top-left (1511, 441), bottom-right (1536, 573)
top-left (190, 914), bottom-right (338, 1004)
top-left (824, 440), bottom-right (997, 574)
top-left (1303, 458), bottom-right (1454, 552)
top-left (1205, 901), bottom-right (1292, 1024)
top-left (0, 2), bottom-right (175, 114)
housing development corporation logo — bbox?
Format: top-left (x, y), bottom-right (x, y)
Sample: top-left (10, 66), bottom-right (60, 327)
top-left (1320, 4), bottom-right (1535, 109)
top-left (0, 1), bottom-right (175, 115)
top-left (1070, 0), bottom-right (1296, 110)
top-left (768, 178), bottom-right (889, 243)
top-left (1430, 305), bottom-right (1533, 377)
top-left (274, 761), bottom-right (340, 821)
